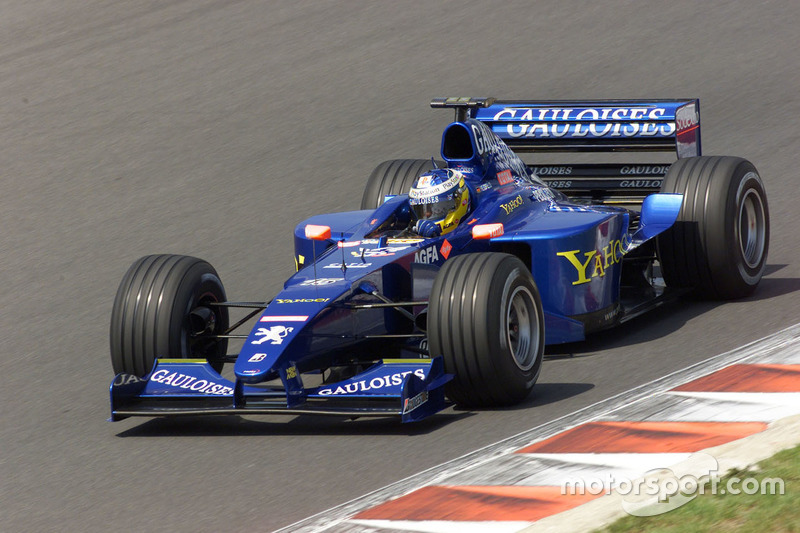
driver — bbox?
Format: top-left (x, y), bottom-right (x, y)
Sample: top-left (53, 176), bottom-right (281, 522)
top-left (409, 168), bottom-right (471, 237)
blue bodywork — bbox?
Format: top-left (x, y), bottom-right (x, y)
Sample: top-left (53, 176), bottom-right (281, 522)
top-left (110, 98), bottom-right (693, 422)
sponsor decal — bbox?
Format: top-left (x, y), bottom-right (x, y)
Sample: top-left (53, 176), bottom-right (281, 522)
top-left (514, 122), bottom-right (675, 138)
top-left (620, 180), bottom-right (663, 188)
top-left (603, 307), bottom-right (620, 322)
top-left (500, 194), bottom-right (524, 215)
top-left (546, 180), bottom-right (573, 189)
top-left (387, 238), bottom-right (425, 244)
top-left (557, 234), bottom-right (632, 285)
top-left (467, 218), bottom-right (478, 225)
top-left (241, 369), bottom-right (259, 375)
top-left (339, 239), bottom-right (421, 248)
top-left (414, 245), bottom-right (439, 264)
top-left (675, 102), bottom-right (700, 158)
top-left (285, 366), bottom-right (298, 379)
top-left (322, 262), bottom-right (372, 269)
top-left (620, 165), bottom-right (670, 175)
top-left (252, 325), bottom-right (294, 345)
top-left (150, 369), bottom-right (233, 395)
top-left (676, 103), bottom-right (699, 132)
top-left (472, 223), bottom-right (504, 239)
top-left (496, 169), bottom-right (514, 185)
top-left (403, 390), bottom-right (429, 414)
top-left (495, 107), bottom-right (671, 122)
top-left (533, 166), bottom-right (573, 176)
top-left (476, 183), bottom-right (492, 193)
top-left (260, 315), bottom-right (308, 322)
top-left (274, 298), bottom-right (330, 304)
top-left (492, 107), bottom-right (676, 138)
top-left (412, 194), bottom-right (444, 205)
top-left (351, 246), bottom-right (411, 258)
top-left (469, 121), bottom-right (529, 178)
top-left (472, 123), bottom-right (499, 156)
top-left (248, 353), bottom-right (267, 363)
top-left (341, 238), bottom-right (423, 244)
top-left (417, 175), bottom-right (432, 188)
top-left (370, 218), bottom-right (378, 225)
top-left (299, 278), bottom-right (342, 286)
top-left (113, 374), bottom-right (144, 386)
top-left (440, 239), bottom-right (453, 259)
top-left (409, 174), bottom-right (461, 199)
top-left (494, 107), bottom-right (668, 122)
top-left (317, 369), bottom-right (426, 395)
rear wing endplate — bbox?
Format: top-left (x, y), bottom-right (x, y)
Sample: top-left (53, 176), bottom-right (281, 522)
top-left (431, 97), bottom-right (701, 158)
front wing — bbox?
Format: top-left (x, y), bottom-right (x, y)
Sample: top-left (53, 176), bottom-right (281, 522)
top-left (110, 357), bottom-right (451, 423)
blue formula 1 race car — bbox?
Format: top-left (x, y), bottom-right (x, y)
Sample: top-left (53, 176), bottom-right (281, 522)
top-left (109, 97), bottom-right (769, 423)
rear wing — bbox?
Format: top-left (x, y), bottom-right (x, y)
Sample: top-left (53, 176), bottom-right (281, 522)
top-left (431, 97), bottom-right (701, 158)
top-left (432, 97), bottom-right (701, 205)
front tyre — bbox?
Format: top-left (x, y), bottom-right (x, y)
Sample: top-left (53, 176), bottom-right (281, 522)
top-left (110, 254), bottom-right (229, 376)
top-left (657, 156), bottom-right (769, 299)
top-left (428, 253), bottom-right (545, 407)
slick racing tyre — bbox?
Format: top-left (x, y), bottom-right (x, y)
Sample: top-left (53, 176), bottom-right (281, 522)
top-left (657, 156), bottom-right (769, 299)
top-left (428, 253), bottom-right (545, 407)
top-left (360, 159), bottom-right (443, 210)
top-left (110, 254), bottom-right (229, 376)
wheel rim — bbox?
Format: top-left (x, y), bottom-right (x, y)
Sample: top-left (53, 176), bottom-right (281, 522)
top-left (184, 291), bottom-right (224, 359)
top-left (506, 286), bottom-right (539, 371)
top-left (738, 187), bottom-right (767, 269)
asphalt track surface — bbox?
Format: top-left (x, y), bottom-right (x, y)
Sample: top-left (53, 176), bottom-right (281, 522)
top-left (1, 2), bottom-right (798, 531)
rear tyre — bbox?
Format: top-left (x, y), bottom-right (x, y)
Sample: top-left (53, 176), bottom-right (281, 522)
top-left (360, 159), bottom-right (442, 210)
top-left (428, 253), bottom-right (544, 407)
top-left (110, 254), bottom-right (229, 376)
top-left (656, 156), bottom-right (769, 299)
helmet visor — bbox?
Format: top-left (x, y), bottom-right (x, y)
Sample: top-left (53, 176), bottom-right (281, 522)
top-left (411, 192), bottom-right (460, 221)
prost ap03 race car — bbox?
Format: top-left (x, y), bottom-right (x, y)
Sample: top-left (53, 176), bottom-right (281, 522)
top-left (109, 97), bottom-right (769, 423)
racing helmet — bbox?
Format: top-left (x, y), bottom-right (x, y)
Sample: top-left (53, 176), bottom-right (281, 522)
top-left (408, 169), bottom-right (470, 234)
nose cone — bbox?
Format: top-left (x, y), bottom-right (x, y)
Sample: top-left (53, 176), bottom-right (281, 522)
top-left (233, 277), bottom-right (351, 383)
top-left (234, 317), bottom-right (306, 382)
